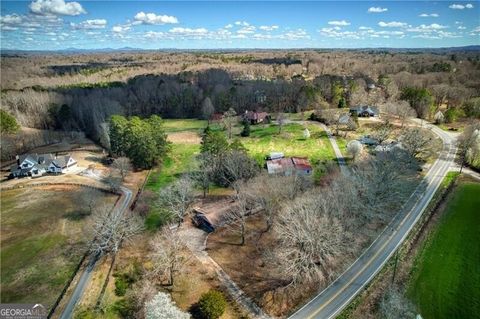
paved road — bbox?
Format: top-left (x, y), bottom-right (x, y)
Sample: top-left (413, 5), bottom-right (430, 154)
top-left (59, 185), bottom-right (132, 319)
top-left (289, 122), bottom-right (456, 319)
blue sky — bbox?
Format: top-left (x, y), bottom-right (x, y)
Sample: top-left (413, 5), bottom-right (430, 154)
top-left (1, 1), bottom-right (479, 50)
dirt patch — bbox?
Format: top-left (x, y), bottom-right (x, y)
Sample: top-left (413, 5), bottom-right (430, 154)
top-left (207, 213), bottom-right (309, 317)
top-left (167, 131), bottom-right (201, 144)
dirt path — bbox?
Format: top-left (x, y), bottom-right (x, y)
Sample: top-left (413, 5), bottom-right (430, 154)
top-left (177, 224), bottom-right (271, 319)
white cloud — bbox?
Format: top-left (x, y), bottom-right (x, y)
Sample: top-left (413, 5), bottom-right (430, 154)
top-left (169, 27), bottom-right (208, 35)
top-left (280, 29), bottom-right (310, 40)
top-left (134, 12), bottom-right (178, 25)
top-left (234, 21), bottom-right (249, 26)
top-left (70, 19), bottom-right (107, 29)
top-left (29, 0), bottom-right (86, 16)
top-left (1, 25), bottom-right (18, 31)
top-left (378, 21), bottom-right (407, 28)
top-left (0, 14), bottom-right (23, 25)
top-left (449, 3), bottom-right (474, 9)
top-left (368, 7), bottom-right (388, 13)
top-left (237, 25), bottom-right (256, 34)
top-left (458, 26), bottom-right (467, 30)
top-left (419, 13), bottom-right (439, 17)
top-left (259, 25), bottom-right (279, 31)
top-left (112, 25), bottom-right (130, 33)
top-left (407, 23), bottom-right (448, 32)
top-left (359, 26), bottom-right (372, 30)
top-left (224, 24), bottom-right (233, 29)
top-left (328, 20), bottom-right (350, 26)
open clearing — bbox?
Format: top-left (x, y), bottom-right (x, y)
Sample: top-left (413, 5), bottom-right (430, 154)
top-left (0, 186), bottom-right (118, 309)
top-left (240, 122), bottom-right (337, 165)
top-left (409, 181), bottom-right (480, 319)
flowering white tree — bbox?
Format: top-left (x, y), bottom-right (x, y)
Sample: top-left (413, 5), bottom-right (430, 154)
top-left (145, 292), bottom-right (190, 319)
top-left (303, 128), bottom-right (311, 139)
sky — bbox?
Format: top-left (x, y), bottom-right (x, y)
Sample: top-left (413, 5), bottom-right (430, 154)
top-left (1, 0), bottom-right (479, 50)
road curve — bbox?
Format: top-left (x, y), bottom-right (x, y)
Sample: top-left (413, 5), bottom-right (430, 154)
top-left (59, 186), bottom-right (132, 319)
top-left (289, 122), bottom-right (456, 319)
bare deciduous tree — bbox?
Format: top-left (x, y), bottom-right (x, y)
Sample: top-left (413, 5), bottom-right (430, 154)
top-left (218, 150), bottom-right (258, 187)
top-left (222, 107), bottom-right (237, 139)
top-left (379, 286), bottom-right (416, 319)
top-left (158, 176), bottom-right (195, 225)
top-left (112, 157), bottom-right (132, 181)
top-left (276, 112), bottom-right (286, 134)
top-left (79, 187), bottom-right (99, 216)
top-left (201, 97), bottom-right (215, 121)
top-left (399, 127), bottom-right (434, 160)
top-left (90, 205), bottom-right (143, 257)
top-left (90, 205), bottom-right (143, 308)
top-left (222, 182), bottom-right (253, 245)
top-left (371, 120), bottom-right (393, 146)
top-left (273, 194), bottom-right (349, 286)
top-left (149, 227), bottom-right (189, 286)
top-left (103, 169), bottom-right (123, 193)
top-left (458, 121), bottom-right (480, 172)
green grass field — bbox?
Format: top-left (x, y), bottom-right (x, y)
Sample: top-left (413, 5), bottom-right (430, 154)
top-left (145, 143), bottom-right (200, 192)
top-left (242, 123), bottom-right (336, 165)
top-left (0, 187), bottom-right (117, 309)
top-left (162, 119), bottom-right (207, 133)
top-left (409, 181), bottom-right (480, 319)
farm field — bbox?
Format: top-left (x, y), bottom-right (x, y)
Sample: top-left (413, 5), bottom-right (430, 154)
top-left (409, 181), bottom-right (480, 319)
top-left (0, 186), bottom-right (118, 309)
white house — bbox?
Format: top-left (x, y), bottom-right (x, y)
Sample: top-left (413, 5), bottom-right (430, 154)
top-left (10, 153), bottom-right (77, 178)
top-left (48, 155), bottom-right (77, 174)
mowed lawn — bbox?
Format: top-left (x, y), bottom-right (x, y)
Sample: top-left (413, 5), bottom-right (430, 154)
top-left (162, 118), bottom-right (207, 133)
top-left (409, 182), bottom-right (480, 319)
top-left (242, 123), bottom-right (336, 165)
top-left (145, 143), bottom-right (200, 192)
top-left (0, 187), bottom-right (117, 309)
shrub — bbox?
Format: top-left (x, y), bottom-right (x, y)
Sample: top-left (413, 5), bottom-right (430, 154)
top-left (240, 120), bottom-right (250, 137)
top-left (145, 210), bottom-right (173, 231)
top-left (113, 298), bottom-right (137, 318)
top-left (115, 277), bottom-right (129, 296)
top-left (197, 290), bottom-right (227, 319)
top-left (0, 110), bottom-right (20, 134)
top-left (444, 107), bottom-right (462, 123)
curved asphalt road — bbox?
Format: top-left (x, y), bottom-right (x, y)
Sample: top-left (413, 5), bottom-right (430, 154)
top-left (59, 185), bottom-right (132, 319)
top-left (289, 122), bottom-right (456, 319)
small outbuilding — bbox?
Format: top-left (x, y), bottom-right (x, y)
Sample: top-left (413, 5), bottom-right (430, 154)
top-left (266, 156), bottom-right (312, 176)
top-left (350, 105), bottom-right (378, 117)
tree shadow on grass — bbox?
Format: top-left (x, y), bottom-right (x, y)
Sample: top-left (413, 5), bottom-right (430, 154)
top-left (63, 210), bottom-right (90, 221)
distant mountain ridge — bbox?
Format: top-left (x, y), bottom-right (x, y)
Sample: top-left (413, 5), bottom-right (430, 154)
top-left (1, 45), bottom-right (479, 55)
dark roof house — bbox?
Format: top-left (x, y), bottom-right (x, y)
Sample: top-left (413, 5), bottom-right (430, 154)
top-left (350, 105), bottom-right (379, 117)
